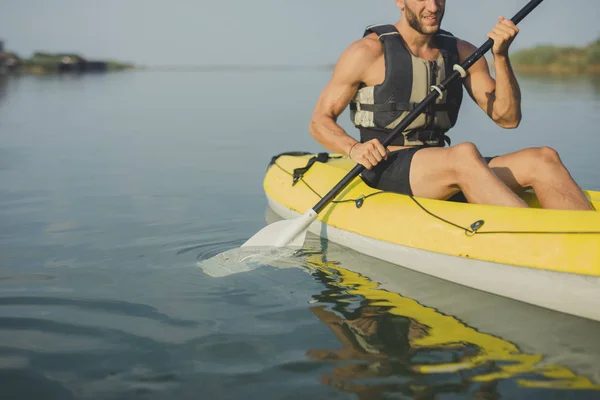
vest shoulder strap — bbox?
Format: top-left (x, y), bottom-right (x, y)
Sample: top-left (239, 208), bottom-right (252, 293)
top-left (436, 29), bottom-right (457, 40)
top-left (361, 25), bottom-right (411, 119)
top-left (364, 26), bottom-right (458, 42)
top-left (434, 29), bottom-right (459, 58)
top-left (362, 25), bottom-right (460, 60)
top-left (363, 24), bottom-right (401, 41)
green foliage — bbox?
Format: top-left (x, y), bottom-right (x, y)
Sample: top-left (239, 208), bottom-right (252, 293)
top-left (586, 38), bottom-right (600, 64)
top-left (106, 60), bottom-right (134, 71)
top-left (21, 57), bottom-right (60, 71)
top-left (20, 52), bottom-right (134, 73)
top-left (512, 45), bottom-right (562, 66)
top-left (31, 52), bottom-right (82, 60)
top-left (512, 37), bottom-right (600, 72)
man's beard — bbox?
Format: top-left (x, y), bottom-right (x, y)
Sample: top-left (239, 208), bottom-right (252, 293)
top-left (404, 4), bottom-right (443, 35)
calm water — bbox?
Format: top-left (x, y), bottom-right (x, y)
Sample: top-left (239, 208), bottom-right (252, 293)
top-left (0, 70), bottom-right (599, 399)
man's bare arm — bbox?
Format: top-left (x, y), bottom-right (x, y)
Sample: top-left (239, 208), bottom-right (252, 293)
top-left (458, 17), bottom-right (522, 129)
top-left (308, 39), bottom-right (387, 167)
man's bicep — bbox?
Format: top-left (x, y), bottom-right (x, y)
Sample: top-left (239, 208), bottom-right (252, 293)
top-left (314, 79), bottom-right (361, 121)
top-left (458, 40), bottom-right (496, 114)
top-left (313, 43), bottom-right (369, 119)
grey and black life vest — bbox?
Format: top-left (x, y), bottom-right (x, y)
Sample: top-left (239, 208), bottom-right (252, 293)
top-left (349, 24), bottom-right (464, 147)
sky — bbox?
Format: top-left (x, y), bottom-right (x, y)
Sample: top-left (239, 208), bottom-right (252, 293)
top-left (1, 0), bottom-right (599, 67)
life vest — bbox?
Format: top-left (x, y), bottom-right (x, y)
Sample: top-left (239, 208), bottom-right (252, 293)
top-left (349, 24), bottom-right (464, 147)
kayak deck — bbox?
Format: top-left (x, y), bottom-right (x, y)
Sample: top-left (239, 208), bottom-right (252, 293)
top-left (264, 153), bottom-right (600, 277)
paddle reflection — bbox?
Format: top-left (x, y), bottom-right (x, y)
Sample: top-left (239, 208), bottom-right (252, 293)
top-left (304, 254), bottom-right (600, 398)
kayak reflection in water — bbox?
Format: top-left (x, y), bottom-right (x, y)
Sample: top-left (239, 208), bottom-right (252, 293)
top-left (304, 257), bottom-right (600, 398)
top-left (307, 299), bottom-right (491, 398)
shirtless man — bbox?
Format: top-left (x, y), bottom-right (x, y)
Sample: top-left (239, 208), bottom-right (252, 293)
top-left (309, 0), bottom-right (592, 210)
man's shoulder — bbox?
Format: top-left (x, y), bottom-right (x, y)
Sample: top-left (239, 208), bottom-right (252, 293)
top-left (454, 38), bottom-right (479, 61)
top-left (345, 34), bottom-right (383, 61)
top-left (331, 35), bottom-right (382, 81)
top-left (436, 30), bottom-right (466, 49)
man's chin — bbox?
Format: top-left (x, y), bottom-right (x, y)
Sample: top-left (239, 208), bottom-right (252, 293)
top-left (419, 27), bottom-right (440, 35)
top-left (419, 19), bottom-right (442, 34)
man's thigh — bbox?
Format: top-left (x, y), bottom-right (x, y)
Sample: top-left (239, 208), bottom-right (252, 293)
top-left (487, 148), bottom-right (537, 193)
top-left (368, 145), bottom-right (531, 200)
top-left (409, 145), bottom-right (507, 200)
top-left (410, 145), bottom-right (542, 200)
top-left (409, 146), bottom-right (461, 200)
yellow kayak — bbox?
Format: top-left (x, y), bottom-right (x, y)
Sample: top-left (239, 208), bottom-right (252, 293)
top-left (263, 152), bottom-right (600, 321)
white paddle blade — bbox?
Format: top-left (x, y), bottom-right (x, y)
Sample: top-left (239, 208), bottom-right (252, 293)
top-left (242, 209), bottom-right (318, 248)
top-left (197, 246), bottom-right (300, 278)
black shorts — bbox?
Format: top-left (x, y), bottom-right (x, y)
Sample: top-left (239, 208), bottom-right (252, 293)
top-left (360, 148), bottom-right (495, 198)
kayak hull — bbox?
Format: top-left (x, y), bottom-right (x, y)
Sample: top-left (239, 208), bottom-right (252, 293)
top-left (267, 194), bottom-right (600, 321)
top-left (263, 153), bottom-right (600, 321)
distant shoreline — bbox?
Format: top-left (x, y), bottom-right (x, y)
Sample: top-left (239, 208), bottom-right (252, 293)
top-left (1, 40), bottom-right (135, 75)
top-left (513, 65), bottom-right (600, 75)
top-left (511, 37), bottom-right (600, 75)
top-left (3, 38), bottom-right (599, 77)
top-left (17, 54), bottom-right (135, 74)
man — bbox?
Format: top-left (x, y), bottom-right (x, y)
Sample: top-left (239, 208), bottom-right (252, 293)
top-left (309, 0), bottom-right (593, 210)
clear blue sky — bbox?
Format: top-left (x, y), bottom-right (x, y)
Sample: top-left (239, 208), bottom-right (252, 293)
top-left (1, 0), bottom-right (598, 66)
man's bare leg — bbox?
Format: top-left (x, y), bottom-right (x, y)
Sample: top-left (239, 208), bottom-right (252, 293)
top-left (488, 147), bottom-right (593, 211)
top-left (408, 142), bottom-right (528, 208)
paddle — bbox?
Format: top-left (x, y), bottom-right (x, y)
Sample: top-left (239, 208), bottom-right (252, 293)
top-left (242, 0), bottom-right (545, 248)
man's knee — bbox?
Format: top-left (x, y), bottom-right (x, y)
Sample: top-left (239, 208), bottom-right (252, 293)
top-left (451, 142), bottom-right (483, 160)
top-left (536, 146), bottom-right (562, 165)
top-left (523, 146), bottom-right (565, 184)
top-left (449, 142), bottom-right (487, 174)
top-left (525, 146), bottom-right (563, 173)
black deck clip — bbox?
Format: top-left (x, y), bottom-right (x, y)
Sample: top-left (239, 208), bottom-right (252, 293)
top-left (355, 195), bottom-right (366, 209)
top-left (466, 220), bottom-right (485, 237)
top-left (292, 153), bottom-right (330, 186)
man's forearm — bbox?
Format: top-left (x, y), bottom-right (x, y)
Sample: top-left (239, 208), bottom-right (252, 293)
top-left (309, 117), bottom-right (358, 156)
top-left (492, 54), bottom-right (522, 128)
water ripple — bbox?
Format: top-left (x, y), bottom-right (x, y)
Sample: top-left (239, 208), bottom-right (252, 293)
top-left (180, 238), bottom-right (243, 259)
top-left (0, 296), bottom-right (198, 327)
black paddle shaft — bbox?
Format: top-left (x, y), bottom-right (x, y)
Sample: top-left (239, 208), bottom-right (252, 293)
top-left (313, 0), bottom-right (545, 214)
